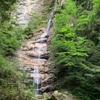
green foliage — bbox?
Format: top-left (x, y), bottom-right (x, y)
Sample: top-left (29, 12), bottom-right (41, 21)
top-left (0, 1), bottom-right (35, 99)
top-left (0, 18), bottom-right (34, 100)
top-left (50, 0), bottom-right (100, 100)
top-left (93, 0), bottom-right (100, 14)
top-left (0, 21), bottom-right (25, 56)
top-left (51, 25), bottom-right (87, 67)
top-left (0, 56), bottom-right (35, 100)
top-left (0, 0), bottom-right (18, 22)
top-left (25, 12), bottom-right (46, 38)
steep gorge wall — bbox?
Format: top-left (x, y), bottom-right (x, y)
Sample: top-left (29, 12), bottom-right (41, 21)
top-left (15, 0), bottom-right (55, 96)
top-left (12, 0), bottom-right (44, 26)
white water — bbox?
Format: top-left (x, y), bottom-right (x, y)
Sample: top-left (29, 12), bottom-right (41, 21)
top-left (33, 40), bottom-right (42, 96)
top-left (45, 5), bottom-right (56, 35)
top-left (33, 5), bottom-right (56, 96)
top-left (33, 38), bottom-right (43, 96)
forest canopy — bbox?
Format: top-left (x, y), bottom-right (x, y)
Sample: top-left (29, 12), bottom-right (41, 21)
top-left (50, 0), bottom-right (100, 100)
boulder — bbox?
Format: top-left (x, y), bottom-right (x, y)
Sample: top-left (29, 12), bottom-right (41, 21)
top-left (41, 32), bottom-right (49, 38)
top-left (42, 93), bottom-right (51, 100)
top-left (40, 67), bottom-right (49, 74)
top-left (32, 38), bottom-right (47, 44)
top-left (26, 50), bottom-right (49, 59)
top-left (21, 46), bottom-right (29, 51)
top-left (51, 91), bottom-right (63, 100)
top-left (40, 85), bottom-right (54, 92)
top-left (41, 76), bottom-right (54, 85)
top-left (49, 91), bottom-right (80, 100)
top-left (18, 20), bottom-right (29, 25)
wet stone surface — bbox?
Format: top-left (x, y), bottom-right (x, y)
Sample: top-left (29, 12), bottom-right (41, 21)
top-left (17, 28), bottom-right (54, 95)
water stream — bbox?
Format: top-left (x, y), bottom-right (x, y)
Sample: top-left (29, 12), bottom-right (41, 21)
top-left (45, 5), bottom-right (56, 36)
top-left (33, 5), bottom-right (56, 97)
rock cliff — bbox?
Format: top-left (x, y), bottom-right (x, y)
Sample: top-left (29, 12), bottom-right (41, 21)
top-left (12, 0), bottom-right (44, 26)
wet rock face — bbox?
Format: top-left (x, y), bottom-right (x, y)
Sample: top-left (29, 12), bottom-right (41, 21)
top-left (12, 0), bottom-right (44, 26)
top-left (17, 27), bottom-right (54, 94)
top-left (41, 91), bottom-right (79, 100)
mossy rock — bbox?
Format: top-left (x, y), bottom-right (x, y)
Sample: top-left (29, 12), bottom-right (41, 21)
top-left (42, 93), bottom-right (51, 100)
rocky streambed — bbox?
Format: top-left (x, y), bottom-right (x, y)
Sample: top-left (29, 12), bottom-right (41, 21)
top-left (17, 27), bottom-right (55, 95)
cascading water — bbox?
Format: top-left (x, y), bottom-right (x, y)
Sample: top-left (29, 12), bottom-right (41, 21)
top-left (41, 5), bottom-right (56, 37)
top-left (33, 4), bottom-right (56, 97)
top-left (33, 67), bottom-right (41, 95)
top-left (45, 6), bottom-right (55, 35)
top-left (33, 40), bottom-right (43, 96)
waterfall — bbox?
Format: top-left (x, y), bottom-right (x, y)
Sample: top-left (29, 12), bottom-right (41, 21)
top-left (45, 5), bottom-right (56, 35)
top-left (33, 38), bottom-right (42, 96)
top-left (33, 5), bottom-right (56, 97)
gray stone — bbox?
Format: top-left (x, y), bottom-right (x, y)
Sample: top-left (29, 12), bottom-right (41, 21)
top-left (11, 0), bottom-right (44, 27)
top-left (18, 20), bottom-right (28, 25)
